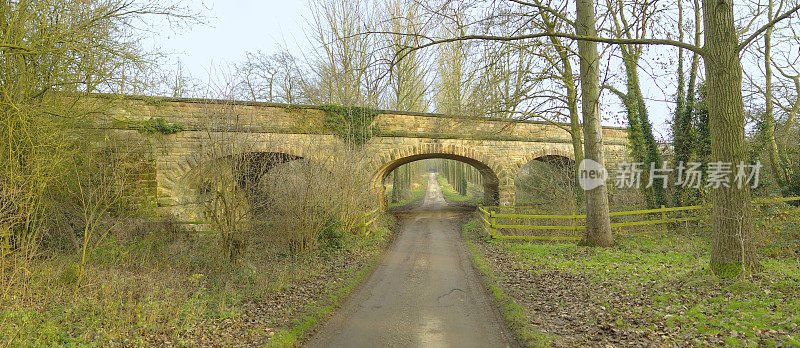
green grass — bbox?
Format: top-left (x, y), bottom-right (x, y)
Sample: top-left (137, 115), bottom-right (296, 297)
top-left (501, 238), bottom-right (799, 343)
top-left (464, 203), bottom-right (800, 346)
top-left (436, 174), bottom-right (474, 202)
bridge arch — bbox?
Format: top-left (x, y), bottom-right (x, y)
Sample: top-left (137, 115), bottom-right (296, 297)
top-left (513, 147), bottom-right (576, 172)
top-left (162, 145), bottom-right (308, 221)
top-left (514, 150), bottom-right (578, 209)
top-left (371, 144), bottom-right (506, 206)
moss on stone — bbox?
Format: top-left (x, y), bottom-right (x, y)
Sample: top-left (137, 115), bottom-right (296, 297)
top-left (320, 104), bottom-right (379, 146)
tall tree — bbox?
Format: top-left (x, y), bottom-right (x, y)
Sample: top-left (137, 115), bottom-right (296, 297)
top-left (386, 0), bottom-right (429, 112)
top-left (434, 3), bottom-right (476, 115)
top-left (761, 0), bottom-right (785, 189)
top-left (385, 0), bottom-right (428, 201)
top-left (703, 0), bottom-right (755, 275)
top-left (605, 0), bottom-right (667, 208)
top-left (306, 0), bottom-right (384, 106)
top-left (575, 0), bottom-right (614, 246)
top-left (672, 0), bottom-right (704, 206)
top-left (488, 0), bottom-right (586, 203)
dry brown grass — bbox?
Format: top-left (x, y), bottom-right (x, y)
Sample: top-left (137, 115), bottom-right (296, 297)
top-left (0, 215), bottom-right (391, 346)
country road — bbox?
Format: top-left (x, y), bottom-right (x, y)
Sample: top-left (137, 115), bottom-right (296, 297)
top-left (305, 173), bottom-right (517, 348)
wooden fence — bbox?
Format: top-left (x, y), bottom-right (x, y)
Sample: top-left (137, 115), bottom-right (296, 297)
top-left (478, 196), bottom-right (800, 241)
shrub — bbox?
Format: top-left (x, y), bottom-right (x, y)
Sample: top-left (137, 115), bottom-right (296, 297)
top-left (318, 215), bottom-right (350, 251)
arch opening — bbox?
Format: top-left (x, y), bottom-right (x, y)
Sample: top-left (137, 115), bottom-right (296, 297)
top-left (171, 150), bottom-right (378, 254)
top-left (376, 153), bottom-right (500, 208)
top-left (514, 155), bottom-right (578, 212)
top-left (173, 151), bottom-right (303, 223)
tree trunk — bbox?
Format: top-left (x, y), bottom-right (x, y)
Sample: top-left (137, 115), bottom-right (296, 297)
top-left (545, 25), bottom-right (585, 204)
top-left (672, 18), bottom-right (689, 206)
top-left (703, 0), bottom-right (757, 276)
top-left (762, 0), bottom-right (786, 189)
top-left (403, 164), bottom-right (412, 201)
top-left (673, 5), bottom-right (701, 206)
top-left (619, 51), bottom-right (666, 208)
top-left (391, 171), bottom-right (401, 202)
top-left (459, 162), bottom-right (467, 195)
top-left (561, 46), bottom-right (586, 204)
top-left (575, 0), bottom-right (613, 247)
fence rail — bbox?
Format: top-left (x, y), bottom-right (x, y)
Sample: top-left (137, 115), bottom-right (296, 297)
top-left (479, 196), bottom-right (800, 241)
top-left (361, 208), bottom-right (380, 236)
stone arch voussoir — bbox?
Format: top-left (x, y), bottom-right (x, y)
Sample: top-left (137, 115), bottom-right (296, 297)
top-left (514, 146), bottom-right (577, 172)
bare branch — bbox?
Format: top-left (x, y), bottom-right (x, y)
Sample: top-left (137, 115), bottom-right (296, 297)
top-left (738, 3), bottom-right (800, 52)
top-left (395, 32), bottom-right (703, 64)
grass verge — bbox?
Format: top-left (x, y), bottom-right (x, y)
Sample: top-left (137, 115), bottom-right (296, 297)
top-left (462, 218), bottom-right (552, 347)
top-left (436, 174), bottom-right (474, 202)
top-left (0, 222), bottom-right (393, 346)
top-left (463, 203), bottom-right (800, 346)
top-left (266, 245), bottom-right (382, 347)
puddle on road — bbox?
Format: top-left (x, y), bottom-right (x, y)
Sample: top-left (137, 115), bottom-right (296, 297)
top-left (418, 315), bottom-right (447, 347)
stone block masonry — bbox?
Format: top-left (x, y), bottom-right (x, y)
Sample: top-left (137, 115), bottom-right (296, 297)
top-left (89, 95), bottom-right (629, 218)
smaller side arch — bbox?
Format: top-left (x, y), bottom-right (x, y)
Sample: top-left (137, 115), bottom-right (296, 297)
top-left (513, 147), bottom-right (576, 172)
top-left (503, 147), bottom-right (577, 206)
top-left (159, 146), bottom-right (307, 220)
top-left (513, 149), bottom-right (579, 208)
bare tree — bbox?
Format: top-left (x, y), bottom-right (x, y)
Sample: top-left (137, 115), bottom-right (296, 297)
top-left (574, 0), bottom-right (614, 246)
top-left (604, 0), bottom-right (668, 208)
top-left (672, 0), bottom-right (704, 206)
top-left (305, 0), bottom-right (386, 106)
top-left (496, 0), bottom-right (586, 202)
top-left (433, 2), bottom-right (478, 115)
top-left (235, 50), bottom-right (304, 103)
top-left (0, 0), bottom-right (195, 256)
top-left (385, 0), bottom-right (430, 112)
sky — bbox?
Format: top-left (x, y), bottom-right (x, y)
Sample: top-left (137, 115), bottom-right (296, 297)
top-left (146, 0), bottom-right (311, 80)
top-left (143, 0), bottom-right (678, 137)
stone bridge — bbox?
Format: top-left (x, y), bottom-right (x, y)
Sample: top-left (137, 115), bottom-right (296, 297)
top-left (93, 96), bottom-right (628, 218)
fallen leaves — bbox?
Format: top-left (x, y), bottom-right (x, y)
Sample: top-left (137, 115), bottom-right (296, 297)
top-left (472, 236), bottom-right (800, 347)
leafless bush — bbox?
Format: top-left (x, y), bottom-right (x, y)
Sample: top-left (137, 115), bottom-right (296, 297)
top-left (515, 159), bottom-right (578, 213)
top-left (258, 146), bottom-right (375, 254)
top-left (185, 144), bottom-right (376, 257)
top-left (0, 184), bottom-right (21, 259)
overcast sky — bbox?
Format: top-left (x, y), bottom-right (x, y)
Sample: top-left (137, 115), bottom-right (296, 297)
top-left (146, 0), bottom-right (311, 79)
top-left (144, 0), bottom-right (679, 137)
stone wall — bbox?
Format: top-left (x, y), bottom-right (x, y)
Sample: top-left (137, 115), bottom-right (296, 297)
top-left (91, 96), bottom-right (629, 214)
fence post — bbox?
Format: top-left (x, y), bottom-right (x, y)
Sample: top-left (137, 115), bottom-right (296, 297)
top-left (661, 205), bottom-right (666, 221)
top-left (490, 210), bottom-right (497, 238)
